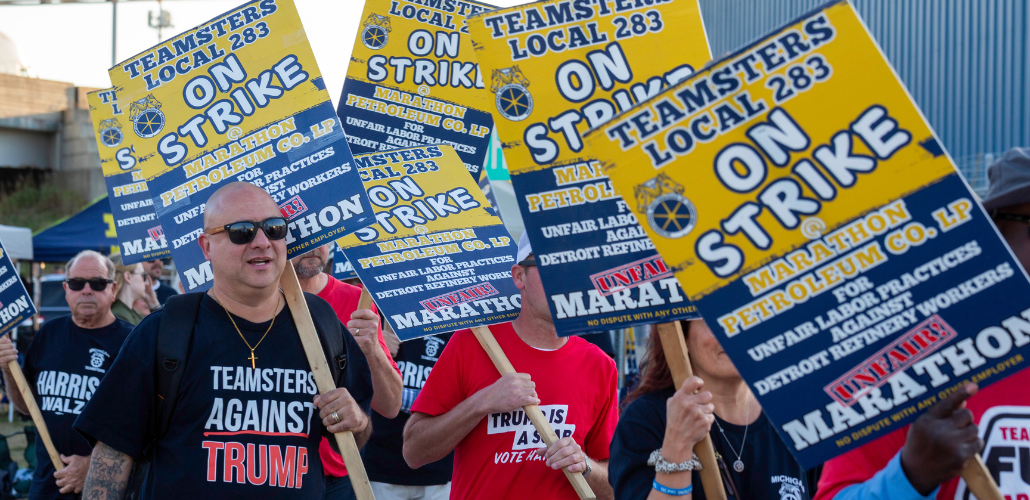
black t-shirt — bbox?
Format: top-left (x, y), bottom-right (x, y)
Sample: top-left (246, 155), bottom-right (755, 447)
top-left (610, 387), bottom-right (812, 500)
top-left (74, 294), bottom-right (372, 499)
top-left (364, 334), bottom-right (453, 486)
top-left (579, 332), bottom-right (615, 359)
top-left (22, 315), bottom-right (133, 500)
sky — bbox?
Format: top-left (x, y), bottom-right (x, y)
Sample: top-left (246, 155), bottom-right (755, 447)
top-left (0, 0), bottom-right (525, 108)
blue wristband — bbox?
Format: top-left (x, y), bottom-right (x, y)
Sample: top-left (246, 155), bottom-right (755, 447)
top-left (652, 480), bottom-right (693, 496)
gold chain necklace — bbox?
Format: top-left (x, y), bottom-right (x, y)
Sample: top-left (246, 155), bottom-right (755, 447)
top-left (214, 291), bottom-right (281, 369)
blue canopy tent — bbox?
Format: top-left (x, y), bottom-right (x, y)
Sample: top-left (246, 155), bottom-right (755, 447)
top-left (32, 196), bottom-right (119, 262)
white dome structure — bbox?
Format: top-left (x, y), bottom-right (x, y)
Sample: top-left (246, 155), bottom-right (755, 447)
top-left (0, 31), bottom-right (27, 76)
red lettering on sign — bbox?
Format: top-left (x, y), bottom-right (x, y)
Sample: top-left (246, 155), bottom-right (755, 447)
top-left (825, 315), bottom-right (955, 407)
top-left (590, 254), bottom-right (673, 296)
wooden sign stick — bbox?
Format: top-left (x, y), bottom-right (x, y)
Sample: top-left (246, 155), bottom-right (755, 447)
top-left (281, 262), bottom-right (374, 500)
top-left (961, 454), bottom-right (1003, 500)
top-left (5, 356), bottom-right (63, 471)
top-left (654, 322), bottom-right (726, 500)
top-left (357, 287), bottom-right (374, 311)
top-left (471, 326), bottom-right (596, 500)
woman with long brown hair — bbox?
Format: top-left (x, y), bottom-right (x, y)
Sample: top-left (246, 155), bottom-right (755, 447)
top-left (609, 318), bottom-right (815, 499)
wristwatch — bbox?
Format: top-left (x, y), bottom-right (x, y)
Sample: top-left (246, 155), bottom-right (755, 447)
top-left (648, 448), bottom-right (702, 473)
top-left (583, 460), bottom-right (593, 478)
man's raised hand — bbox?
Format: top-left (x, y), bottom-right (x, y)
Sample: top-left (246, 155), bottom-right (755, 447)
top-left (347, 309), bottom-right (380, 355)
top-left (901, 383), bottom-right (983, 496)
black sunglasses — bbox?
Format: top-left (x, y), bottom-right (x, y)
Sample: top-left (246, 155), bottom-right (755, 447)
top-left (205, 217), bottom-right (289, 245)
top-left (66, 278), bottom-right (114, 292)
top-left (518, 257), bottom-right (536, 267)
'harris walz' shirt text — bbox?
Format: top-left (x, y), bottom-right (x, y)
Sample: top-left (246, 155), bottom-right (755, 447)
top-left (23, 315), bottom-right (133, 500)
top-left (74, 294), bottom-right (372, 499)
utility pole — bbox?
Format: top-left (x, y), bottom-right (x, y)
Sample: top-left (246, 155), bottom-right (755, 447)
top-left (149, 0), bottom-right (172, 43)
top-left (111, 0), bottom-right (117, 66)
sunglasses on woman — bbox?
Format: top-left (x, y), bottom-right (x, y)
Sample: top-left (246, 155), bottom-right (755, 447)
top-left (205, 217), bottom-right (289, 245)
top-left (66, 278), bottom-right (114, 292)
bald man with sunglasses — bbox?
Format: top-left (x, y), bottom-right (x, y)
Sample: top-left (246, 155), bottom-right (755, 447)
top-left (74, 183), bottom-right (374, 500)
top-left (0, 250), bottom-right (134, 499)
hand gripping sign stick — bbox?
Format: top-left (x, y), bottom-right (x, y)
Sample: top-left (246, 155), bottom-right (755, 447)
top-left (654, 322), bottom-right (726, 500)
top-left (4, 356), bottom-right (63, 471)
top-left (470, 325), bottom-right (597, 500)
top-left (280, 262), bottom-right (375, 500)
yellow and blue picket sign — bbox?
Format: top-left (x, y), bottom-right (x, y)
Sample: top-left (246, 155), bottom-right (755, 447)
top-left (0, 238), bottom-right (35, 337)
top-left (107, 0), bottom-right (374, 291)
top-left (87, 88), bottom-right (171, 265)
top-left (337, 0), bottom-right (496, 179)
top-left (335, 144), bottom-right (521, 340)
top-left (466, 0), bottom-right (711, 335)
top-left (586, 0), bottom-right (1030, 467)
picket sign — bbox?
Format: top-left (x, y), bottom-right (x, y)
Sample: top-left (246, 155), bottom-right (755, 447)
top-left (5, 360), bottom-right (62, 471)
top-left (654, 322), bottom-right (725, 500)
top-left (470, 326), bottom-right (596, 500)
top-left (962, 455), bottom-right (1002, 500)
top-left (280, 262), bottom-right (375, 500)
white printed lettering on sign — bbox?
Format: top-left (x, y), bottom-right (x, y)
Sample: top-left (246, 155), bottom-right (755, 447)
top-left (487, 404), bottom-right (575, 451)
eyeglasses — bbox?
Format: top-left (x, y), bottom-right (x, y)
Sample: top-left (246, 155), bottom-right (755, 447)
top-left (518, 257), bottom-right (536, 267)
top-left (205, 217), bottom-right (289, 245)
top-left (66, 278), bottom-right (114, 292)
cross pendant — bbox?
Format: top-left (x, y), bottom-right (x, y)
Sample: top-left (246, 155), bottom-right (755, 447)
top-left (248, 351), bottom-right (258, 369)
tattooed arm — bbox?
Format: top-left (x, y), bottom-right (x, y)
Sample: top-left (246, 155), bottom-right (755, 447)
top-left (82, 441), bottom-right (133, 500)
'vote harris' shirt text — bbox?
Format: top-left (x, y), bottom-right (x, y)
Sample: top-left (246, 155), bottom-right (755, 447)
top-left (75, 294), bottom-right (372, 499)
top-left (24, 315), bottom-right (133, 500)
top-left (411, 322), bottom-right (619, 500)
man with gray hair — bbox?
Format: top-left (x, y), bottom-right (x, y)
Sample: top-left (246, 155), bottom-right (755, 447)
top-left (0, 250), bottom-right (134, 499)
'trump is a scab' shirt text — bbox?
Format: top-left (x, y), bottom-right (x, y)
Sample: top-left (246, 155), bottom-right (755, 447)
top-left (75, 294), bottom-right (372, 499)
top-left (410, 322), bottom-right (618, 500)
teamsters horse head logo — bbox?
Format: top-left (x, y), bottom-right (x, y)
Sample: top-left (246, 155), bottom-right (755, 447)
top-left (635, 173), bottom-right (696, 239)
top-left (491, 67), bottom-right (533, 122)
top-left (97, 118), bottom-right (123, 148)
top-left (361, 13), bottom-right (391, 50)
top-left (128, 94), bottom-right (165, 139)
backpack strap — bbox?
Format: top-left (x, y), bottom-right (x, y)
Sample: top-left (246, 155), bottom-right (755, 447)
top-left (304, 293), bottom-right (346, 386)
top-left (155, 292), bottom-right (204, 437)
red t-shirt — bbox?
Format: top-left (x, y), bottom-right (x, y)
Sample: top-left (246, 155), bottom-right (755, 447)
top-left (316, 276), bottom-right (399, 478)
top-left (815, 367), bottom-right (1030, 500)
top-left (410, 322), bottom-right (619, 500)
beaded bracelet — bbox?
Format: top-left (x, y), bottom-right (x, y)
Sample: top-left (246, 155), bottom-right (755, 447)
top-left (653, 480), bottom-right (693, 496)
top-left (647, 448), bottom-right (702, 473)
